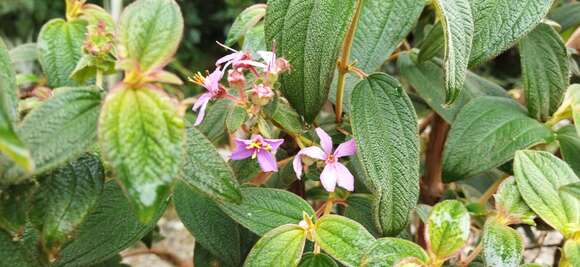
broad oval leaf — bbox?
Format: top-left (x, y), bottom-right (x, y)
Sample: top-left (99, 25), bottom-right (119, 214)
top-left (482, 219), bottom-right (524, 267)
top-left (174, 180), bottom-right (241, 266)
top-left (331, 0), bottom-right (425, 109)
top-left (519, 23), bottom-right (569, 121)
top-left (549, 2), bottom-right (580, 32)
top-left (118, 0), bottom-right (183, 72)
top-left (426, 200), bottom-right (470, 260)
top-left (0, 229), bottom-right (37, 267)
top-left (29, 154), bottom-right (104, 253)
top-left (344, 194), bottom-right (380, 237)
top-left (431, 0), bottom-right (474, 104)
top-left (560, 182), bottom-right (580, 200)
top-left (359, 238), bottom-right (429, 267)
top-left (243, 224), bottom-right (306, 267)
top-left (562, 239), bottom-right (580, 267)
top-left (494, 177), bottom-right (535, 225)
top-left (469, 0), bottom-right (554, 66)
top-left (557, 125), bottom-right (580, 176)
top-left (98, 86), bottom-right (184, 223)
top-left (314, 215), bottom-right (375, 267)
top-left (442, 96), bottom-right (553, 182)
top-left (350, 73), bottom-right (420, 236)
top-left (514, 150), bottom-right (580, 237)
top-left (226, 4), bottom-right (266, 46)
top-left (398, 51), bottom-right (507, 123)
top-left (265, 0), bottom-right (355, 122)
top-left (37, 19), bottom-right (87, 88)
top-left (219, 187), bottom-right (314, 236)
top-left (299, 252), bottom-right (338, 267)
top-left (53, 181), bottom-right (168, 266)
top-left (181, 126), bottom-right (242, 203)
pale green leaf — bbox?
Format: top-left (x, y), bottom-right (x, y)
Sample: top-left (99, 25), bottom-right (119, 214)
top-left (220, 187), bottom-right (314, 236)
top-left (494, 177), bottom-right (536, 225)
top-left (118, 0), bottom-right (183, 72)
top-left (426, 200), bottom-right (470, 260)
top-left (226, 4), bottom-right (266, 46)
top-left (482, 219), bottom-right (524, 267)
top-left (560, 182), bottom-right (580, 199)
top-left (314, 215), bottom-right (375, 267)
top-left (431, 0), bottom-right (474, 104)
top-left (265, 0), bottom-right (355, 122)
top-left (350, 73), bottom-right (420, 236)
top-left (562, 239), bottom-right (580, 267)
top-left (359, 238), bottom-right (428, 267)
top-left (442, 96), bottom-right (553, 182)
top-left (9, 43), bottom-right (37, 64)
top-left (98, 86), bottom-right (184, 223)
top-left (519, 23), bottom-right (569, 121)
top-left (514, 150), bottom-right (580, 237)
top-left (243, 224), bottom-right (306, 267)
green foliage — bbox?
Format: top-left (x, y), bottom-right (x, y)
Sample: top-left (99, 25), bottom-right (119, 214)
top-left (494, 177), bottom-right (536, 225)
top-left (243, 224), bottom-right (306, 267)
top-left (299, 253), bottom-right (338, 267)
top-left (360, 238), bottom-right (429, 267)
top-left (226, 4), bottom-right (266, 46)
top-left (557, 125), bottom-right (580, 176)
top-left (0, 229), bottom-right (37, 267)
top-left (426, 200), bottom-right (470, 261)
top-left (482, 219), bottom-right (524, 267)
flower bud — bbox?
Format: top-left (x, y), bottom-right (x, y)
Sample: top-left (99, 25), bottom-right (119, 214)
top-left (250, 83), bottom-right (274, 106)
top-left (228, 69), bottom-right (246, 89)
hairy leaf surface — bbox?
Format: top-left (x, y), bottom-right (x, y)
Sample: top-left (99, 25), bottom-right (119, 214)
top-left (243, 224), bottom-right (306, 267)
top-left (360, 238), bottom-right (428, 267)
top-left (426, 200), bottom-right (470, 260)
top-left (482, 219), bottom-right (524, 267)
top-left (557, 125), bottom-right (580, 176)
top-left (226, 4), bottom-right (266, 46)
top-left (299, 253), bottom-right (338, 267)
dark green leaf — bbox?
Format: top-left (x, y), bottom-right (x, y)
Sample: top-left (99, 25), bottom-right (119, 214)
top-left (426, 200), bottom-right (470, 260)
top-left (519, 23), bottom-right (569, 121)
top-left (243, 224), bottom-right (306, 267)
top-left (265, 160), bottom-right (297, 189)
top-left (0, 229), bottom-right (37, 267)
top-left (482, 219), bottom-right (524, 267)
top-left (442, 96), bottom-right (553, 182)
top-left (118, 0), bottom-right (183, 72)
top-left (226, 4), bottom-right (266, 46)
top-left (220, 187), bottom-right (314, 236)
top-left (53, 181), bottom-right (168, 266)
top-left (299, 252), bottom-right (338, 267)
top-left (469, 0), bottom-right (553, 66)
top-left (0, 182), bottom-right (35, 233)
top-left (0, 37), bottom-right (18, 121)
top-left (557, 125), bottom-right (580, 176)
top-left (30, 154), bottom-right (104, 252)
top-left (181, 126), bottom-right (242, 203)
top-left (174, 180), bottom-right (241, 266)
top-left (314, 215), bottom-right (375, 267)
top-left (242, 24), bottom-right (267, 57)
top-left (226, 104), bottom-right (248, 134)
top-left (265, 0), bottom-right (355, 122)
top-left (549, 2), bottom-right (580, 32)
top-left (194, 243), bottom-right (232, 267)
top-left (418, 22), bottom-right (444, 63)
top-left (196, 99), bottom-right (230, 144)
top-left (350, 73), bottom-right (420, 236)
top-left (37, 19), bottom-right (87, 88)
top-left (398, 51), bottom-right (507, 123)
top-left (431, 0), bottom-right (474, 104)
top-left (264, 97), bottom-right (304, 136)
top-left (514, 150), bottom-right (580, 237)
top-left (359, 238), bottom-right (428, 267)
top-left (98, 86), bottom-right (184, 223)
top-left (344, 194), bottom-right (380, 237)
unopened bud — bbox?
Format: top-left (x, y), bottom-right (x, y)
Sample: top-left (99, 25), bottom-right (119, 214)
top-left (228, 69), bottom-right (246, 88)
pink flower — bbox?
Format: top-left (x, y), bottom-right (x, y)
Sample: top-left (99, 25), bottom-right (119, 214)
top-left (190, 68), bottom-right (226, 126)
top-left (252, 84), bottom-right (274, 98)
top-left (216, 42), bottom-right (265, 70)
top-left (231, 135), bottom-right (284, 172)
top-left (293, 128), bottom-right (357, 192)
top-left (257, 51), bottom-right (290, 74)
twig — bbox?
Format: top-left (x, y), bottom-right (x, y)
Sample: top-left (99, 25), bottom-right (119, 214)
top-left (420, 114), bottom-right (448, 205)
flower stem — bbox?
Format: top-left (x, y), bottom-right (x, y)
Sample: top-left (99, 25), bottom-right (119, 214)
top-left (335, 0), bottom-right (364, 123)
top-left (96, 70), bottom-right (103, 89)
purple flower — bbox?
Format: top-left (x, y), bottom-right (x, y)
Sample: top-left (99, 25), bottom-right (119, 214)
top-left (257, 51), bottom-right (290, 74)
top-left (293, 128), bottom-right (356, 192)
top-left (216, 42), bottom-right (266, 70)
top-left (231, 135), bottom-right (284, 172)
top-left (190, 68), bottom-right (226, 126)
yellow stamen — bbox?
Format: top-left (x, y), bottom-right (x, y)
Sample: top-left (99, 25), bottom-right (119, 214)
top-left (188, 72), bottom-right (206, 87)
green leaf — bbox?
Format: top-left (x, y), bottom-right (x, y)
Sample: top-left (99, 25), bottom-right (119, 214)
top-left (226, 104), bottom-right (248, 134)
top-left (359, 238), bottom-right (428, 267)
top-left (181, 126), bottom-right (242, 203)
top-left (494, 177), bottom-right (536, 225)
top-left (118, 0), bottom-right (183, 72)
top-left (442, 96), bottom-right (553, 182)
top-left (264, 97), bottom-right (305, 136)
top-left (0, 182), bottom-right (36, 233)
top-left (431, 0), bottom-right (474, 104)
top-left (0, 103), bottom-right (32, 174)
top-left (514, 150), bottom-right (580, 237)
top-left (398, 51), bottom-right (508, 123)
top-left (560, 182), bottom-right (580, 199)
top-left (242, 24), bottom-right (267, 57)
top-left (469, 0), bottom-right (554, 66)
top-left (482, 219), bottom-right (524, 267)
top-left (194, 243), bottom-right (232, 267)
top-left (299, 252), bottom-right (338, 267)
top-left (314, 215), bottom-right (375, 267)
top-left (196, 99), bottom-right (230, 144)
top-left (0, 229), bottom-right (37, 267)
top-left (37, 18), bottom-right (87, 88)
top-left (9, 43), bottom-right (37, 64)
top-left (330, 0), bottom-right (425, 110)
top-left (344, 194), bottom-right (380, 237)
top-left (519, 23), bottom-right (569, 121)
top-left (243, 224), bottom-right (306, 267)
top-left (220, 187), bottom-right (314, 236)
top-left (265, 0), bottom-right (355, 122)
top-left (350, 73), bottom-right (420, 236)
top-left (14, 87), bottom-right (102, 178)
top-left (173, 180), bottom-right (241, 266)
top-left (417, 22), bottom-right (444, 63)
top-left (226, 4), bottom-right (266, 46)
top-left (0, 37), bottom-right (18, 121)
top-left (557, 125), bottom-right (580, 176)
top-left (562, 239), bottom-right (580, 267)
top-left (549, 3), bottom-right (580, 32)
top-left (29, 154), bottom-right (104, 253)
top-left (98, 86), bottom-right (184, 223)
top-left (53, 181), bottom-right (168, 267)
top-left (426, 200), bottom-right (470, 260)
top-left (265, 160), bottom-right (297, 189)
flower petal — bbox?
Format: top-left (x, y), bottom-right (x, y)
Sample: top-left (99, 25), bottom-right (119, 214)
top-left (230, 147), bottom-right (253, 160)
top-left (216, 52), bottom-right (240, 66)
top-left (315, 128), bottom-right (333, 154)
top-left (320, 164), bottom-right (337, 192)
top-left (193, 95), bottom-right (211, 126)
top-left (334, 139), bottom-right (357, 158)
top-left (293, 146), bottom-right (326, 178)
top-left (334, 163), bottom-right (354, 191)
top-left (257, 150), bottom-right (278, 172)
top-left (292, 155), bottom-right (303, 178)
